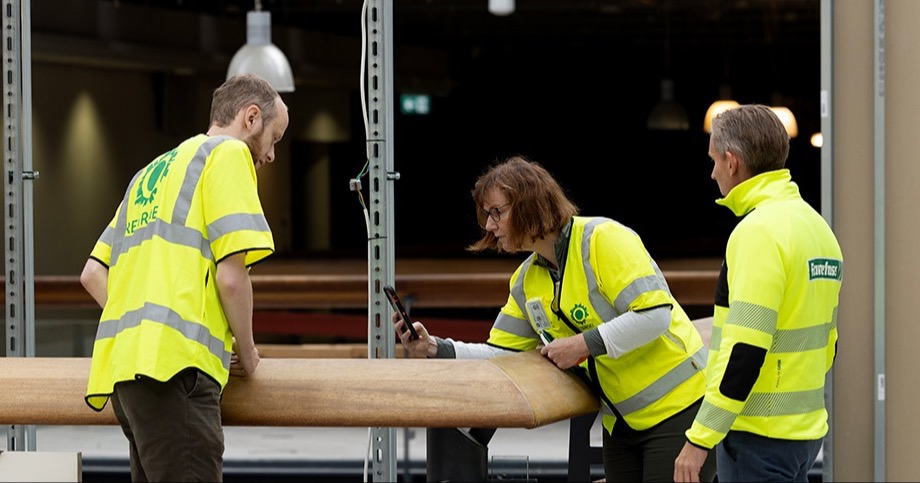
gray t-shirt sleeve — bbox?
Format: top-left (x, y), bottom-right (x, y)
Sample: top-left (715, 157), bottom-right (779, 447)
top-left (433, 336), bottom-right (456, 358)
top-left (583, 328), bottom-right (607, 357)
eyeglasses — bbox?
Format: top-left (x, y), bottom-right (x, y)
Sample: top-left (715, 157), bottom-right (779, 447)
top-left (483, 203), bottom-right (511, 223)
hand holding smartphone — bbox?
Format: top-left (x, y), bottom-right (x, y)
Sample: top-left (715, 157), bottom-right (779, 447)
top-left (383, 285), bottom-right (420, 340)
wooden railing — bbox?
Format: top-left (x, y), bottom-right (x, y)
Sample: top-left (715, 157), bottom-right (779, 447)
top-left (11, 269), bottom-right (718, 310)
top-left (6, 259), bottom-right (718, 341)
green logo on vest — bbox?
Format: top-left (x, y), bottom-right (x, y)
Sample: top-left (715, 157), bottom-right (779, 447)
top-left (135, 149), bottom-right (177, 206)
top-left (570, 303), bottom-right (590, 325)
top-left (808, 258), bottom-right (842, 281)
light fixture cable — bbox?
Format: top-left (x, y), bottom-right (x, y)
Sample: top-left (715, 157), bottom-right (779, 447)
top-left (647, 1), bottom-right (689, 130)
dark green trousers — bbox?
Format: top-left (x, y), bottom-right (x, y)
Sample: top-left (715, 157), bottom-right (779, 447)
top-left (111, 368), bottom-right (224, 482)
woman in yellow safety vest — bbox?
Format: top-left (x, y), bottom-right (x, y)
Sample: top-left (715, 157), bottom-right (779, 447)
top-left (393, 155), bottom-right (715, 482)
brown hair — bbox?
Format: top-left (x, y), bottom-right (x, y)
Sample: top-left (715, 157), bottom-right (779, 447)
top-left (209, 74), bottom-right (280, 127)
top-left (710, 104), bottom-right (789, 175)
top-left (467, 155), bottom-right (579, 252)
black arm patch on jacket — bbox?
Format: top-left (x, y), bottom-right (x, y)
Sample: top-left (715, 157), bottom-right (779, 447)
top-left (719, 342), bottom-right (767, 401)
top-left (714, 260), bottom-right (729, 307)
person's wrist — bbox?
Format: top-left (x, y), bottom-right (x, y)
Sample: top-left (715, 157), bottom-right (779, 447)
top-left (427, 337), bottom-right (438, 358)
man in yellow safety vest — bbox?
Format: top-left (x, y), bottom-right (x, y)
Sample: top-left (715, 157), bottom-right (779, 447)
top-left (80, 73), bottom-right (289, 482)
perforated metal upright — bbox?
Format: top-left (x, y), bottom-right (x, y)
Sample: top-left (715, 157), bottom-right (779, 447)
top-left (364, 0), bottom-right (398, 480)
top-left (3, 0), bottom-right (38, 451)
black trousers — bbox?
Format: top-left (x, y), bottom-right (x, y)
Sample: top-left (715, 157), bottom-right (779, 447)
top-left (603, 399), bottom-right (716, 482)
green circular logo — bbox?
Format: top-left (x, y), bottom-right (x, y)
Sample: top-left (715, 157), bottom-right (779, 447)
top-left (570, 303), bottom-right (589, 324)
top-left (135, 150), bottom-right (176, 206)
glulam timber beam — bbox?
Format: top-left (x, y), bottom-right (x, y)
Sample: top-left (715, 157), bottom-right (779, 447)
top-left (0, 351), bottom-right (598, 428)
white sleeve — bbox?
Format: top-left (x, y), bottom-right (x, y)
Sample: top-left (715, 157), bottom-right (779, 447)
top-left (596, 306), bottom-right (671, 358)
top-left (447, 338), bottom-right (517, 360)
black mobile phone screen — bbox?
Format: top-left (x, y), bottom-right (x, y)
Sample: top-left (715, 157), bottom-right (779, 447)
top-left (383, 285), bottom-right (419, 340)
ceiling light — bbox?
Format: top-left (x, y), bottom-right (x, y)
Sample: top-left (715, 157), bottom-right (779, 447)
top-left (647, 79), bottom-right (689, 130)
top-left (810, 132), bottom-right (823, 148)
top-left (647, 6), bottom-right (687, 131)
top-left (489, 0), bottom-right (515, 16)
top-left (703, 100), bottom-right (740, 133)
top-left (769, 106), bottom-right (798, 138)
top-left (703, 85), bottom-right (738, 133)
top-left (227, 1), bottom-right (295, 92)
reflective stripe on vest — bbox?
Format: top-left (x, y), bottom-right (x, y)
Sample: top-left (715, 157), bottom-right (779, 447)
top-left (95, 301), bottom-right (232, 367)
top-left (581, 218), bottom-right (674, 319)
top-left (102, 136), bottom-right (236, 364)
top-left (709, 301), bottom-right (837, 355)
top-left (511, 217), bottom-right (705, 419)
top-left (110, 136), bottom-right (269, 267)
top-left (494, 311), bottom-right (542, 339)
top-left (695, 386), bottom-right (827, 436)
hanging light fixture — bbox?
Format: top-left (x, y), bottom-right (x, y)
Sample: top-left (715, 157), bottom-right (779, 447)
top-left (703, 85), bottom-right (739, 133)
top-left (810, 132), bottom-right (824, 148)
top-left (227, 0), bottom-right (295, 92)
top-left (769, 106), bottom-right (798, 138)
top-left (648, 79), bottom-right (689, 130)
top-left (489, 0), bottom-right (515, 16)
top-left (764, 7), bottom-right (796, 138)
top-left (647, 3), bottom-right (688, 130)
top-left (703, 8), bottom-right (738, 133)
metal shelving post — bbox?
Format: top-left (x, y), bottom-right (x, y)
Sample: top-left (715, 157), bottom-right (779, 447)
top-left (365, 0), bottom-right (398, 480)
top-left (3, 0), bottom-right (38, 452)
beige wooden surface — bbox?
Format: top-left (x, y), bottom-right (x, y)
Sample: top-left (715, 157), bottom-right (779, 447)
top-left (0, 351), bottom-right (597, 429)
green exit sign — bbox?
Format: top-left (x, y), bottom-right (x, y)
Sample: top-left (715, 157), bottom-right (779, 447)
top-left (400, 94), bottom-right (431, 115)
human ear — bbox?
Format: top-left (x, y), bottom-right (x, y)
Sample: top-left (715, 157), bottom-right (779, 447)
top-left (245, 105), bottom-right (261, 130)
top-left (725, 151), bottom-right (740, 175)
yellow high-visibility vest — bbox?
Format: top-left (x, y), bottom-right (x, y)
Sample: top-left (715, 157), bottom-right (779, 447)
top-left (85, 134), bottom-right (274, 411)
top-left (488, 216), bottom-right (707, 432)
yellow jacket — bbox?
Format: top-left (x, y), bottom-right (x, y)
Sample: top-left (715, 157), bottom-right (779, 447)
top-left (686, 169), bottom-right (843, 449)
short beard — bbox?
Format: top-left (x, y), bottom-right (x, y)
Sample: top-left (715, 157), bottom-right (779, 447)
top-left (245, 126), bottom-right (264, 166)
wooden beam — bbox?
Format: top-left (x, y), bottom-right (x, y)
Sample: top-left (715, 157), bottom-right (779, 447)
top-left (0, 351), bottom-right (598, 429)
top-left (10, 268), bottom-right (717, 310)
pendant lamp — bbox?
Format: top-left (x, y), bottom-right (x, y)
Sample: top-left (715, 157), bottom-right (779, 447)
top-left (703, 85), bottom-right (739, 133)
top-left (489, 0), bottom-right (515, 16)
top-left (227, 0), bottom-right (295, 92)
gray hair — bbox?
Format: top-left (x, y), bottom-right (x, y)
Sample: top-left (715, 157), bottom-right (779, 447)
top-left (711, 104), bottom-right (789, 175)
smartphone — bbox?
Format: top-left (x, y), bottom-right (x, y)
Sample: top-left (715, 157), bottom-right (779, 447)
top-left (383, 285), bottom-right (420, 340)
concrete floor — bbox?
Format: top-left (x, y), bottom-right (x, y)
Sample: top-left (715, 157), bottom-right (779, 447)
top-left (32, 416), bottom-right (605, 482)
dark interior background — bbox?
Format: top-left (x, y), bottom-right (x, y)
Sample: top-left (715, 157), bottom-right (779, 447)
top-left (55, 0), bottom-right (824, 262)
